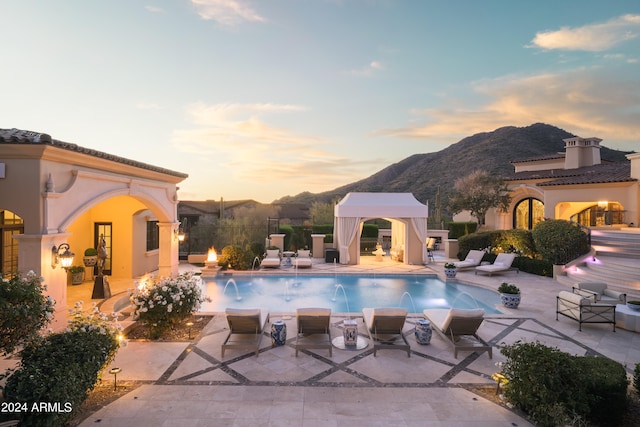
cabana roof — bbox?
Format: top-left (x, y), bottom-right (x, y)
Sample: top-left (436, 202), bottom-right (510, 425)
top-left (335, 192), bottom-right (428, 218)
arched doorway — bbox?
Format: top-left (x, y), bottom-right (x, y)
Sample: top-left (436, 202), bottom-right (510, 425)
top-left (1, 210), bottom-right (24, 276)
top-left (513, 198), bottom-right (544, 230)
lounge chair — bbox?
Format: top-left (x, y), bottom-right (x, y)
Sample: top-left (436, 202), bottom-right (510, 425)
top-left (294, 308), bottom-right (332, 356)
top-left (294, 249), bottom-right (313, 269)
top-left (221, 308), bottom-right (270, 357)
top-left (475, 253), bottom-right (517, 276)
top-left (556, 291), bottom-right (616, 331)
top-left (362, 307), bottom-right (410, 357)
top-left (452, 249), bottom-right (485, 270)
top-left (572, 282), bottom-right (626, 304)
top-left (423, 308), bottom-right (492, 359)
top-left (260, 249), bottom-right (281, 268)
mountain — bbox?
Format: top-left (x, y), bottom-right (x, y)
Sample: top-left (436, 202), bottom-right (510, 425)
top-left (275, 123), bottom-right (632, 208)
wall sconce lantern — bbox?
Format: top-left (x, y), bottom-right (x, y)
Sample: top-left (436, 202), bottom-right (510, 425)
top-left (177, 228), bottom-right (186, 242)
top-left (52, 243), bottom-right (75, 270)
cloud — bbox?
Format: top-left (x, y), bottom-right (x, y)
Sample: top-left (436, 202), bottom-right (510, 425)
top-left (190, 0), bottom-right (265, 25)
top-left (144, 5), bottom-right (165, 14)
top-left (530, 14), bottom-right (640, 51)
top-left (376, 68), bottom-right (640, 148)
top-left (172, 102), bottom-right (381, 190)
top-left (348, 60), bottom-right (384, 77)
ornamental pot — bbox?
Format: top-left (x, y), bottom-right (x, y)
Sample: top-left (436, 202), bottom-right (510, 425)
top-left (71, 271), bottom-right (84, 285)
top-left (500, 293), bottom-right (521, 309)
top-left (83, 255), bottom-right (98, 267)
top-left (444, 268), bottom-right (457, 278)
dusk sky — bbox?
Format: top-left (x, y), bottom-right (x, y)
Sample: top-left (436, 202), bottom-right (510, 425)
top-left (2, 1), bottom-right (639, 203)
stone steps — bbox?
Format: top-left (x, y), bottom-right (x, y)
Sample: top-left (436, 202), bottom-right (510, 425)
top-left (590, 229), bottom-right (640, 259)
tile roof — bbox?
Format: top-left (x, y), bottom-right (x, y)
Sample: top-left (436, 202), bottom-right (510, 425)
top-left (0, 128), bottom-right (188, 178)
top-left (505, 161), bottom-right (634, 186)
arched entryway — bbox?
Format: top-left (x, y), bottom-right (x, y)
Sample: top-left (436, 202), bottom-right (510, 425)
top-left (513, 197), bottom-right (544, 230)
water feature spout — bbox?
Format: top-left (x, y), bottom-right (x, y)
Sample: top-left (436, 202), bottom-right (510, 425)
top-left (284, 279), bottom-right (291, 302)
top-left (223, 279), bottom-right (242, 301)
top-left (331, 284), bottom-right (351, 317)
top-left (450, 291), bottom-right (480, 309)
top-left (399, 291), bottom-right (417, 313)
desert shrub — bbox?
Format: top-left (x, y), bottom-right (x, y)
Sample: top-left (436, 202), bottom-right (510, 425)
top-left (245, 241), bottom-right (264, 262)
top-left (218, 245), bottom-right (252, 270)
top-left (130, 272), bottom-right (209, 339)
top-left (448, 222), bottom-right (478, 239)
top-left (0, 271), bottom-right (56, 356)
top-left (3, 302), bottom-right (121, 426)
top-left (532, 219), bottom-right (590, 264)
top-left (500, 341), bottom-right (628, 426)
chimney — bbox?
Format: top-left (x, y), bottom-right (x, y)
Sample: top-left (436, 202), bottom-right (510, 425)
top-left (563, 137), bottom-right (602, 169)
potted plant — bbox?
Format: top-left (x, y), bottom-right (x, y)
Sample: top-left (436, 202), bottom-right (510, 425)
top-left (498, 282), bottom-right (521, 308)
top-left (627, 300), bottom-right (640, 312)
top-left (444, 262), bottom-right (457, 278)
top-left (68, 265), bottom-right (85, 285)
top-left (83, 247), bottom-right (98, 267)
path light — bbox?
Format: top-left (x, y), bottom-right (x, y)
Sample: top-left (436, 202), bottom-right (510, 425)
top-left (109, 367), bottom-right (121, 391)
top-left (186, 321), bottom-right (194, 339)
top-left (51, 243), bottom-right (74, 270)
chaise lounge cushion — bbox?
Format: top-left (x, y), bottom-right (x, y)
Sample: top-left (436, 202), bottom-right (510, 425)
top-left (574, 282), bottom-right (626, 304)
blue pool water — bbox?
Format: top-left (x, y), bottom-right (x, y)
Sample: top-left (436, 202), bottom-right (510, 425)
top-left (200, 274), bottom-right (501, 314)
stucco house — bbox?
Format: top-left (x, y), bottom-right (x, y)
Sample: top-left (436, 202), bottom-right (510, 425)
top-left (460, 136), bottom-right (639, 231)
top-left (0, 128), bottom-right (187, 328)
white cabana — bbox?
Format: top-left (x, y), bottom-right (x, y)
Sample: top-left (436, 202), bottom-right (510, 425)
top-left (334, 192), bottom-right (429, 265)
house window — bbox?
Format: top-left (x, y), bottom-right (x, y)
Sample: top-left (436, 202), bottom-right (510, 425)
top-left (513, 198), bottom-right (544, 230)
top-left (146, 221), bottom-right (159, 251)
top-left (571, 202), bottom-right (625, 226)
top-left (1, 210), bottom-right (24, 276)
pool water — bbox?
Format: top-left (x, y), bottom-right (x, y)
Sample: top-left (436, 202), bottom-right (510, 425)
top-left (200, 274), bottom-right (501, 314)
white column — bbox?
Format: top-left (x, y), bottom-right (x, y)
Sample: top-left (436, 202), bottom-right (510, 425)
top-left (310, 234), bottom-right (325, 259)
top-left (157, 222), bottom-right (180, 278)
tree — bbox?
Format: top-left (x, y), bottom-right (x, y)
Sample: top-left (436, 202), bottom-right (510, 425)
top-left (447, 170), bottom-right (511, 225)
top-left (309, 200), bottom-right (336, 225)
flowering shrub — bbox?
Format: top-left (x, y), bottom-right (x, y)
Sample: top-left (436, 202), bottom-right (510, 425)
top-left (2, 301), bottom-right (122, 426)
top-left (0, 270), bottom-right (55, 356)
top-left (130, 272), bottom-right (209, 338)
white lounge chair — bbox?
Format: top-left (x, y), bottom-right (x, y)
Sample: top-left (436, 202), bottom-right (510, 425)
top-left (475, 253), bottom-right (517, 276)
top-left (362, 307), bottom-right (410, 357)
top-left (260, 249), bottom-right (281, 268)
top-left (453, 250), bottom-right (485, 270)
top-left (294, 250), bottom-right (312, 269)
top-left (294, 308), bottom-right (332, 356)
top-left (423, 307), bottom-right (492, 359)
top-left (221, 308), bottom-right (270, 357)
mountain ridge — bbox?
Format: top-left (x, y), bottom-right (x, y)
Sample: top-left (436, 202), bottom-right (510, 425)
top-left (275, 123), bottom-right (632, 207)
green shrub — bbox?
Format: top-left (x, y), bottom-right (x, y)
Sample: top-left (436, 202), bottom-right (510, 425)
top-left (576, 356), bottom-right (628, 425)
top-left (0, 271), bottom-right (55, 356)
top-left (512, 256), bottom-right (553, 277)
top-left (84, 247), bottom-right (98, 256)
top-left (218, 245), bottom-right (251, 270)
top-left (361, 223), bottom-right (379, 238)
top-left (130, 272), bottom-right (209, 338)
top-left (448, 222), bottom-right (477, 239)
top-left (500, 341), bottom-right (628, 427)
top-left (279, 224), bottom-right (294, 250)
top-left (3, 302), bottom-right (121, 426)
top-left (532, 219), bottom-right (589, 264)
top-left (458, 229), bottom-right (536, 259)
top-left (311, 224), bottom-right (333, 235)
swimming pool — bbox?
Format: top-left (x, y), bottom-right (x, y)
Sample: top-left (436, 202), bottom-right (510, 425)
top-left (200, 274), bottom-right (501, 314)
